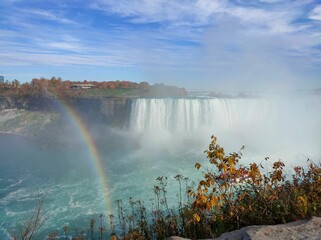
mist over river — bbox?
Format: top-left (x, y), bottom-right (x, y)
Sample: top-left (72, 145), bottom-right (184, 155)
top-left (1, 95), bottom-right (321, 238)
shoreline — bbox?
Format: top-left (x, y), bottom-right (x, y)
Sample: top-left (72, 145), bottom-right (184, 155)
top-left (0, 131), bottom-right (26, 136)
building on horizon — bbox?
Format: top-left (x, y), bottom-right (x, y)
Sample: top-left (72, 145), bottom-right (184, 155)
top-left (70, 83), bottom-right (94, 89)
top-left (0, 76), bottom-right (4, 83)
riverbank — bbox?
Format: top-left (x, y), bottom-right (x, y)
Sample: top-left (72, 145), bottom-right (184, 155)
top-left (0, 130), bottom-right (25, 136)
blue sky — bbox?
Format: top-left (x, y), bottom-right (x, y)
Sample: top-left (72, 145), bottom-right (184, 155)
top-left (0, 0), bottom-right (321, 91)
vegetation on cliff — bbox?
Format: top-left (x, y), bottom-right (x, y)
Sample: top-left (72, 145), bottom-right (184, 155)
top-left (12, 135), bottom-right (321, 240)
top-left (0, 77), bottom-right (187, 99)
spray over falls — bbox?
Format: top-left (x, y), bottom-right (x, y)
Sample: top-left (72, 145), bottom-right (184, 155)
top-left (1, 95), bottom-right (321, 239)
top-left (129, 97), bottom-right (321, 158)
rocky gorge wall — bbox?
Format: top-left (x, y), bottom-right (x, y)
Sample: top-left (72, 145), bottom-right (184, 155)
top-left (0, 96), bottom-right (134, 140)
top-left (67, 97), bottom-right (132, 127)
top-left (0, 96), bottom-right (133, 127)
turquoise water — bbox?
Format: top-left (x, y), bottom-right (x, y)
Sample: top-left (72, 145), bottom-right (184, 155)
top-left (0, 133), bottom-right (200, 239)
top-left (1, 96), bottom-right (321, 239)
top-left (0, 135), bottom-right (99, 238)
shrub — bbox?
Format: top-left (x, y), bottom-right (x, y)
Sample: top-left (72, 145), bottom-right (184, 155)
top-left (189, 135), bottom-right (321, 238)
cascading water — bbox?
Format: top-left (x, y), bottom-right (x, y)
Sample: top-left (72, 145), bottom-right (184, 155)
top-left (1, 95), bottom-right (321, 239)
top-left (129, 96), bottom-right (321, 160)
top-left (130, 98), bottom-right (271, 132)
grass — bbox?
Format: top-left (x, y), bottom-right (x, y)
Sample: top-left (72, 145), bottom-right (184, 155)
top-left (81, 88), bottom-right (145, 97)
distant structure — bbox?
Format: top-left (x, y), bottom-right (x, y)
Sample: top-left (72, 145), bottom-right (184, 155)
top-left (0, 76), bottom-right (4, 83)
top-left (70, 83), bottom-right (94, 89)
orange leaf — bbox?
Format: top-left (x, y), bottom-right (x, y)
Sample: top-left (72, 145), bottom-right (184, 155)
top-left (193, 213), bottom-right (201, 222)
top-left (195, 162), bottom-right (201, 170)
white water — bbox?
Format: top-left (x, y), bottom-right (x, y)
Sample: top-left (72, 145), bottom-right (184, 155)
top-left (131, 98), bottom-right (271, 131)
top-left (130, 96), bottom-right (321, 162)
top-left (1, 95), bottom-right (321, 239)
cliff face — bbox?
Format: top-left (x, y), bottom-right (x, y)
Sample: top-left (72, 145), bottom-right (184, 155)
top-left (0, 97), bottom-right (18, 110)
top-left (0, 109), bottom-right (59, 136)
top-left (0, 96), bottom-right (133, 128)
top-left (67, 97), bottom-right (132, 127)
top-left (0, 96), bottom-right (60, 111)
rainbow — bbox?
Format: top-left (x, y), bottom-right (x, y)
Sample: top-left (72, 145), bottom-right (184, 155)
top-left (55, 99), bottom-right (112, 215)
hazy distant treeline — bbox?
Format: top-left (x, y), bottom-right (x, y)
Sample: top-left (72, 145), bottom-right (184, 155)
top-left (0, 77), bottom-right (187, 98)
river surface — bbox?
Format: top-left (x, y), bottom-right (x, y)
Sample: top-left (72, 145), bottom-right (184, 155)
top-left (1, 96), bottom-right (321, 239)
top-left (0, 134), bottom-right (202, 239)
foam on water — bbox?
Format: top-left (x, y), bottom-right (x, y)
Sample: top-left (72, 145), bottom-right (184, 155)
top-left (130, 96), bottom-right (321, 162)
top-left (1, 96), bottom-right (321, 239)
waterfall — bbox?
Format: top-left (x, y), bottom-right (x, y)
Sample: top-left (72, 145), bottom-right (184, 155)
top-left (130, 98), bottom-right (271, 132)
top-left (129, 96), bottom-right (321, 157)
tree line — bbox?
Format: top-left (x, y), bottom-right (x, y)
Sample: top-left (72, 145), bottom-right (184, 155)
top-left (0, 77), bottom-right (187, 98)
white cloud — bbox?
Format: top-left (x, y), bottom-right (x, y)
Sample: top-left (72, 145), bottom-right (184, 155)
top-left (2, 0), bottom-right (24, 4)
top-left (92, 0), bottom-right (226, 24)
top-left (258, 0), bottom-right (284, 3)
top-left (309, 5), bottom-right (321, 20)
top-left (19, 8), bottom-right (78, 25)
top-left (0, 51), bottom-right (134, 67)
top-left (92, 0), bottom-right (304, 34)
top-left (46, 42), bottom-right (83, 52)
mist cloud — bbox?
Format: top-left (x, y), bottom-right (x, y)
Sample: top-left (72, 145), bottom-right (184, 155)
top-left (200, 19), bottom-right (302, 91)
